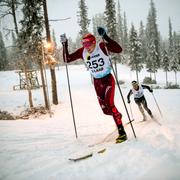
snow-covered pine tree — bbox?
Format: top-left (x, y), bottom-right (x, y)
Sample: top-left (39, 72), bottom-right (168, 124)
top-left (18, 0), bottom-right (44, 55)
top-left (52, 29), bottom-right (61, 68)
top-left (146, 0), bottom-right (161, 80)
top-left (7, 31), bottom-right (19, 70)
top-left (104, 0), bottom-right (119, 76)
top-left (173, 31), bottom-right (180, 65)
top-left (77, 0), bottom-right (90, 36)
top-left (171, 56), bottom-right (179, 85)
top-left (116, 0), bottom-right (124, 63)
top-left (146, 43), bottom-right (159, 81)
top-left (116, 0), bottom-right (123, 46)
top-left (168, 17), bottom-right (173, 58)
top-left (162, 50), bottom-right (170, 86)
top-left (17, 0), bottom-right (44, 108)
top-left (170, 31), bottom-right (180, 85)
top-left (123, 12), bottom-right (128, 54)
top-left (0, 31), bottom-right (7, 70)
top-left (52, 29), bottom-right (57, 47)
top-left (92, 13), bottom-right (105, 39)
top-left (128, 24), bottom-right (143, 82)
top-left (139, 21), bottom-right (147, 64)
top-left (0, 0), bottom-right (21, 36)
top-left (104, 0), bottom-right (117, 39)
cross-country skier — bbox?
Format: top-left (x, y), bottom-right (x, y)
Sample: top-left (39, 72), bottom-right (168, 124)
top-left (127, 80), bottom-right (153, 120)
top-left (60, 27), bottom-right (127, 143)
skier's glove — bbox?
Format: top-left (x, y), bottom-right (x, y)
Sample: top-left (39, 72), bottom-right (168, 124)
top-left (60, 33), bottom-right (67, 44)
top-left (127, 100), bottom-right (130, 104)
top-left (150, 89), bottom-right (153, 93)
top-left (97, 27), bottom-right (106, 37)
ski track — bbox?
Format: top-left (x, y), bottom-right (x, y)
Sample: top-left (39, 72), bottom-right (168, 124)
top-left (0, 65), bottom-right (180, 179)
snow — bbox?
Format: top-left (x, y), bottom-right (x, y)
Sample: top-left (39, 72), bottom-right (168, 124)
top-left (0, 64), bottom-right (180, 180)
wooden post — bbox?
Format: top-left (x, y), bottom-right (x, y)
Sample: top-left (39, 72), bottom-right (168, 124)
top-left (43, 0), bottom-right (58, 105)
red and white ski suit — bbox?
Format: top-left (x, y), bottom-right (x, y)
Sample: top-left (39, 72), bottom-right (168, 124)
top-left (63, 35), bottom-right (123, 127)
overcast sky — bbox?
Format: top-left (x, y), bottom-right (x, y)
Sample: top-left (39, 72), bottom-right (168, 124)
top-left (0, 0), bottom-right (179, 46)
top-left (47, 0), bottom-right (180, 43)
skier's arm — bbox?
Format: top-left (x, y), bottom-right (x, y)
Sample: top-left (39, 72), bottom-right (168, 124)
top-left (104, 34), bottom-right (122, 53)
top-left (99, 35), bottom-right (122, 54)
top-left (63, 41), bottom-right (84, 63)
top-left (127, 89), bottom-right (133, 103)
top-left (142, 84), bottom-right (153, 93)
top-left (97, 27), bottom-right (122, 54)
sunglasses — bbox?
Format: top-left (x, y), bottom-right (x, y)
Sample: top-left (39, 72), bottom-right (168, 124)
top-left (82, 41), bottom-right (94, 48)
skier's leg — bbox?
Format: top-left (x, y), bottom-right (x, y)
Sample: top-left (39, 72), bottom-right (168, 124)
top-left (94, 77), bottom-right (112, 115)
top-left (104, 74), bottom-right (127, 142)
top-left (136, 101), bottom-right (146, 121)
top-left (97, 97), bottom-right (112, 115)
top-left (142, 98), bottom-right (153, 118)
top-left (104, 75), bottom-right (122, 124)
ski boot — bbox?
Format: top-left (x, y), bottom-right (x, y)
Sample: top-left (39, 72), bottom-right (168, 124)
top-left (116, 124), bottom-right (127, 143)
top-left (149, 112), bottom-right (153, 118)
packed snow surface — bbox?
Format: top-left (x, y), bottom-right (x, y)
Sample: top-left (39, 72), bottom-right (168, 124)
top-left (0, 64), bottom-right (180, 180)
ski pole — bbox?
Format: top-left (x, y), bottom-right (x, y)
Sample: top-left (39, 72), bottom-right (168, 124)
top-left (129, 103), bottom-right (134, 122)
top-left (62, 42), bottom-right (78, 138)
top-left (152, 92), bottom-right (163, 118)
top-left (102, 38), bottom-right (137, 139)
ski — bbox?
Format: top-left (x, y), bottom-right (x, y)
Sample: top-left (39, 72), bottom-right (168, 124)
top-left (69, 153), bottom-right (93, 162)
top-left (134, 117), bottom-right (162, 126)
top-left (151, 117), bottom-right (162, 126)
top-left (69, 148), bottom-right (106, 162)
top-left (124, 119), bottom-right (135, 126)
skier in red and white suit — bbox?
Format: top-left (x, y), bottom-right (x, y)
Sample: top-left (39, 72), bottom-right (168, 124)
top-left (61, 27), bottom-right (127, 143)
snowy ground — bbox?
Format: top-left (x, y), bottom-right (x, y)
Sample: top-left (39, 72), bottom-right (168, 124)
top-left (0, 64), bottom-right (180, 180)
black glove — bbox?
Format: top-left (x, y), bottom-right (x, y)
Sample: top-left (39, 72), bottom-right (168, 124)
top-left (60, 33), bottom-right (67, 44)
top-left (127, 100), bottom-right (130, 104)
top-left (97, 26), bottom-right (106, 37)
top-left (150, 89), bottom-right (153, 93)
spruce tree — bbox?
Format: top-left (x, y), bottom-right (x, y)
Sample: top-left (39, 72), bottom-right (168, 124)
top-left (52, 29), bottom-right (57, 47)
top-left (17, 0), bottom-right (44, 108)
top-left (0, 31), bottom-right (7, 70)
top-left (116, 0), bottom-right (123, 44)
top-left (162, 50), bottom-right (170, 86)
top-left (146, 44), bottom-right (159, 80)
top-left (92, 13), bottom-right (105, 38)
top-left (0, 0), bottom-right (21, 36)
top-left (104, 0), bottom-right (119, 77)
top-left (7, 31), bottom-right (19, 70)
top-left (168, 17), bottom-right (173, 57)
top-left (77, 0), bottom-right (90, 36)
top-left (146, 0), bottom-right (160, 80)
top-left (139, 21), bottom-right (147, 63)
top-left (128, 24), bottom-right (143, 82)
top-left (171, 55), bottom-right (179, 85)
top-left (104, 0), bottom-right (117, 39)
top-left (123, 12), bottom-right (128, 54)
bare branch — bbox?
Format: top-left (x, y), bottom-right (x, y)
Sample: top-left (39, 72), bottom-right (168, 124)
top-left (0, 11), bottom-right (11, 19)
top-left (49, 17), bottom-right (71, 22)
top-left (3, 27), bottom-right (15, 32)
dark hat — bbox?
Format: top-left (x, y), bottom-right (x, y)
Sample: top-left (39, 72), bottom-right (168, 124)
top-left (131, 80), bottom-right (138, 85)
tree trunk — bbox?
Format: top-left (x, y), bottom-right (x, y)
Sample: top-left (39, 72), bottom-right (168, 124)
top-left (11, 0), bottom-right (19, 35)
top-left (136, 70), bottom-right (139, 83)
top-left (165, 71), bottom-right (168, 87)
top-left (150, 72), bottom-right (152, 79)
top-left (38, 59), bottom-right (49, 109)
top-left (43, 0), bottom-right (58, 105)
top-left (175, 71), bottom-right (177, 85)
top-left (23, 59), bottom-right (33, 108)
top-left (154, 72), bottom-right (156, 82)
